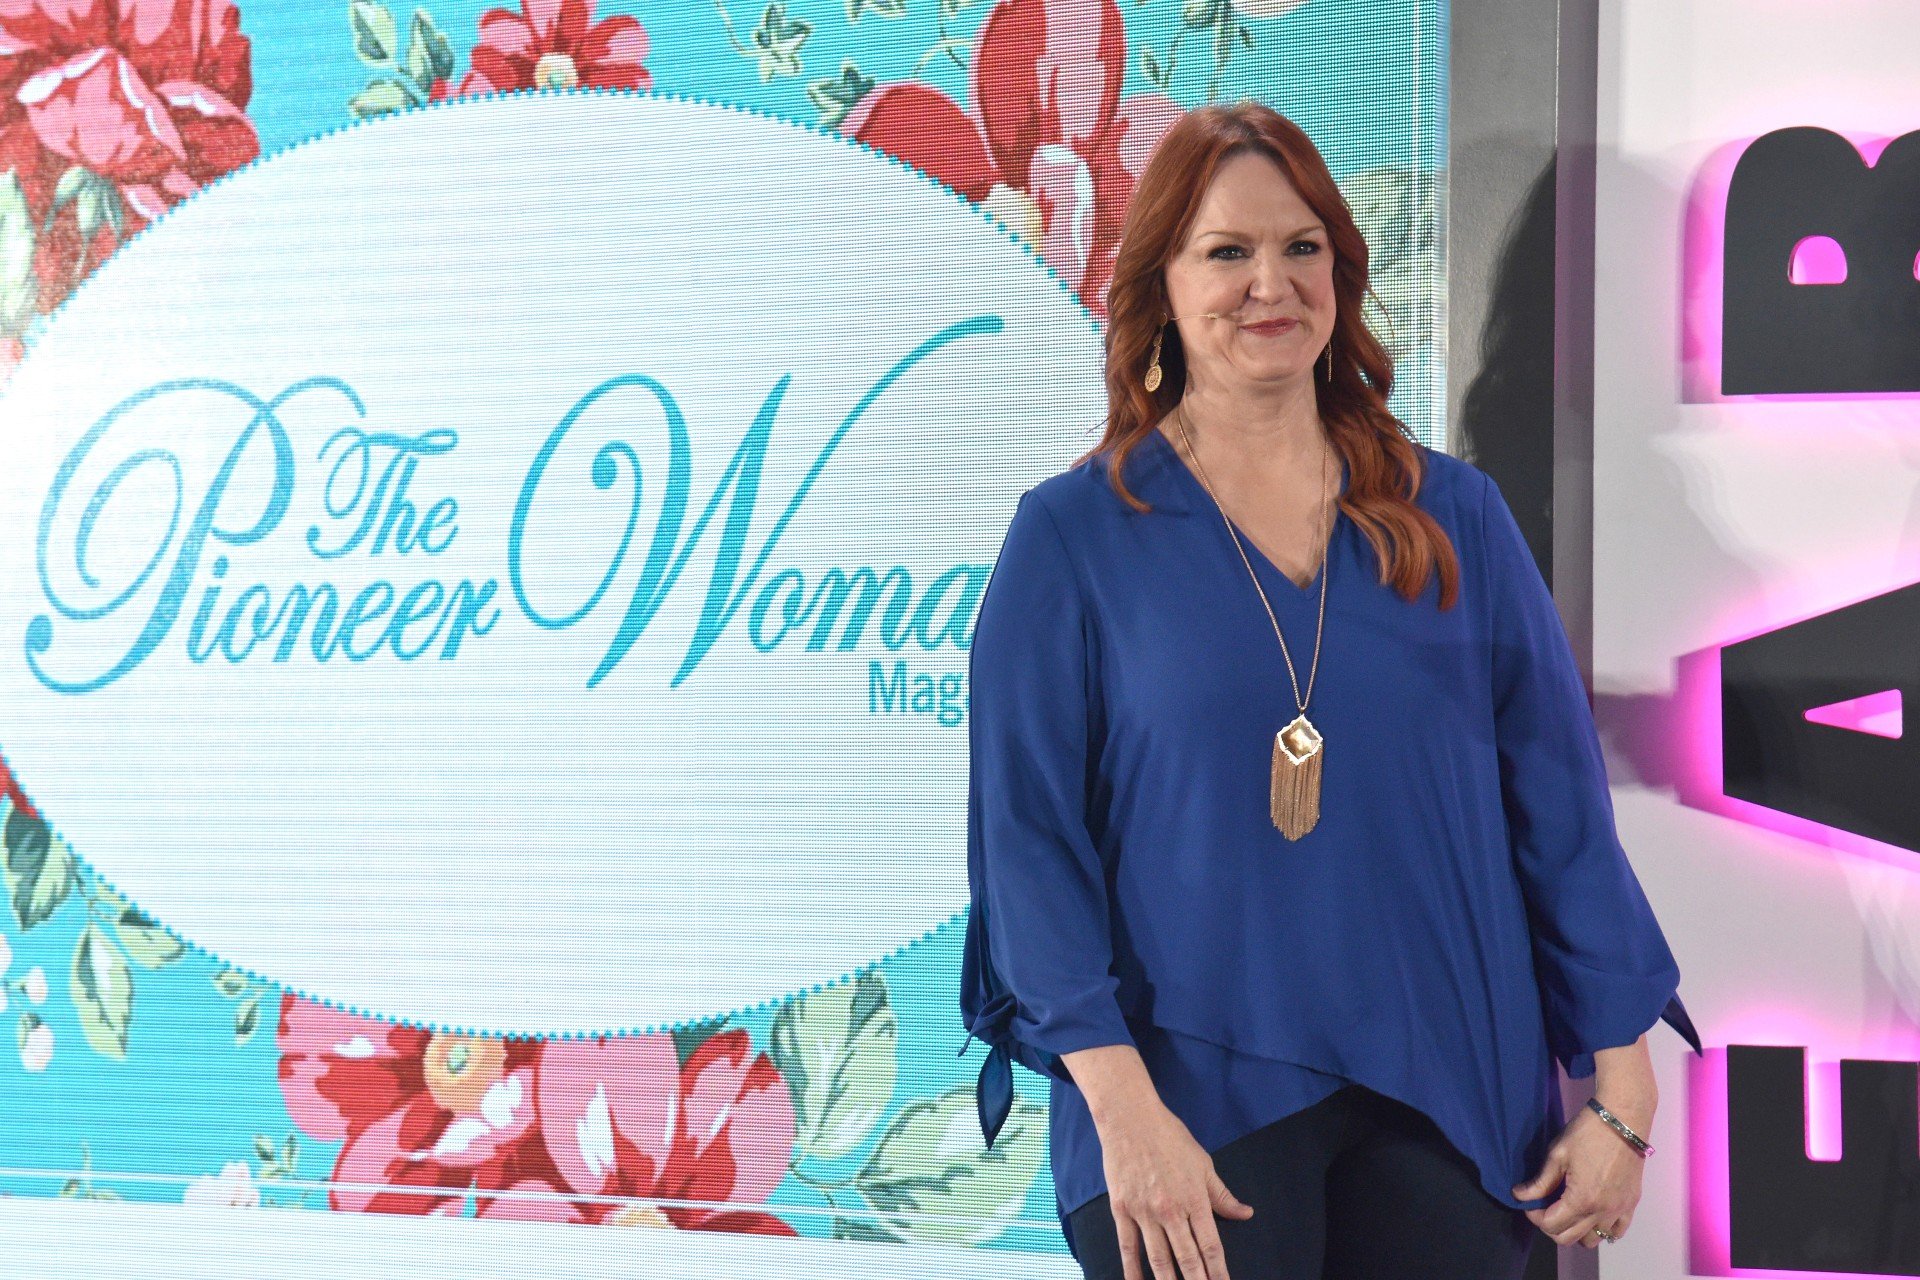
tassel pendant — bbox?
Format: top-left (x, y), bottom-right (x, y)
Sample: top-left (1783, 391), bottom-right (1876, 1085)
top-left (1270, 714), bottom-right (1324, 840)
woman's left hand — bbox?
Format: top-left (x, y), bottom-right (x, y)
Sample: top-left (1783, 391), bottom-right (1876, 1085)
top-left (1510, 1099), bottom-right (1649, 1248)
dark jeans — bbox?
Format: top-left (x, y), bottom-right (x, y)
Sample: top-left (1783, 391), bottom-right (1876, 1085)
top-left (1066, 1083), bottom-right (1538, 1280)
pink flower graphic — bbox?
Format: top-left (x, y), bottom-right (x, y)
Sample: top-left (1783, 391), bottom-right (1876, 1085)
top-left (277, 996), bottom-right (544, 1214)
top-left (1, 0), bottom-right (258, 205)
top-left (844, 0), bottom-right (1179, 317)
top-left (483, 1030), bottom-right (799, 1234)
top-left (454, 0), bottom-right (650, 96)
top-left (0, 0), bottom-right (259, 309)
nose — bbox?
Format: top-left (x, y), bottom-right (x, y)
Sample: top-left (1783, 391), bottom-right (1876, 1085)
top-left (1246, 249), bottom-right (1302, 306)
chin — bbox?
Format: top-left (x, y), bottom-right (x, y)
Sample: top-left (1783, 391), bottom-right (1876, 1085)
top-left (1248, 362), bottom-right (1315, 384)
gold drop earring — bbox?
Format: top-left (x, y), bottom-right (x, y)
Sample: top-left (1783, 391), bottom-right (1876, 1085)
top-left (1322, 339), bottom-right (1334, 380)
top-left (1144, 319), bottom-right (1166, 393)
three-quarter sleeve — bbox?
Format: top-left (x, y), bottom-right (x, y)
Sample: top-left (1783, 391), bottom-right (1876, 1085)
top-left (959, 488), bottom-right (1136, 1148)
top-left (1481, 474), bottom-right (1703, 1079)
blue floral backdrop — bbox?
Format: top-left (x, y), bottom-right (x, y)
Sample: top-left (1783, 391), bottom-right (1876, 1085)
top-left (0, 0), bottom-right (1444, 1257)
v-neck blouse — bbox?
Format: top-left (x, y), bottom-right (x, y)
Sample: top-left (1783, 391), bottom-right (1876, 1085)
top-left (1172, 434), bottom-right (1342, 596)
top-left (957, 429), bottom-right (1702, 1263)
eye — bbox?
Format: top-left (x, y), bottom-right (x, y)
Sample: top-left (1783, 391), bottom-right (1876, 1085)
top-left (1206, 244), bottom-right (1247, 261)
top-left (1289, 239), bottom-right (1322, 256)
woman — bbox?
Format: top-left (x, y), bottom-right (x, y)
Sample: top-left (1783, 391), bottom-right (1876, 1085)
top-left (957, 103), bottom-right (1701, 1280)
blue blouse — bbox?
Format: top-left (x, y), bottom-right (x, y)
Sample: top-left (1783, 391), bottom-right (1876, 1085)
top-left (957, 428), bottom-right (1702, 1262)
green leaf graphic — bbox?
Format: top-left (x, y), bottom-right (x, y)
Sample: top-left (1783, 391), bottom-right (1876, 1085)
top-left (846, 0), bottom-right (905, 20)
top-left (71, 923), bottom-right (133, 1059)
top-left (70, 178), bottom-right (123, 243)
top-left (750, 2), bottom-right (811, 82)
top-left (856, 1089), bottom-right (1046, 1245)
top-left (769, 969), bottom-right (897, 1161)
top-left (406, 9), bottom-right (455, 90)
top-left (234, 995), bottom-right (261, 1045)
top-left (806, 60), bottom-right (875, 128)
top-left (114, 905), bottom-right (185, 969)
top-left (1335, 167), bottom-right (1440, 355)
top-left (50, 166), bottom-right (89, 210)
top-left (1140, 47), bottom-right (1167, 89)
top-left (1183, 0), bottom-right (1225, 26)
top-left (4, 801), bottom-right (75, 931)
top-left (350, 0), bottom-right (399, 64)
top-left (350, 78), bottom-right (413, 118)
top-left (0, 172), bottom-right (37, 333)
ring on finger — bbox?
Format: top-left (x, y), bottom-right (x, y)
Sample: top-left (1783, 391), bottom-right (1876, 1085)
top-left (1592, 1226), bottom-right (1617, 1243)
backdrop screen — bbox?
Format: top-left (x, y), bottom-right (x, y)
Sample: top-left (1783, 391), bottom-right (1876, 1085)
top-left (0, 0), bottom-right (1445, 1270)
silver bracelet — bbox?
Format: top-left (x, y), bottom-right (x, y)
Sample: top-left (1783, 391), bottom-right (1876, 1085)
top-left (1585, 1096), bottom-right (1654, 1157)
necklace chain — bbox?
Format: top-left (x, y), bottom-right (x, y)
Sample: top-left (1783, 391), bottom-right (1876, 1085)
top-left (1169, 402), bottom-right (1333, 714)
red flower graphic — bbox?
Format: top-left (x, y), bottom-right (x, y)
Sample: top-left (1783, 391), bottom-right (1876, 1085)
top-left (481, 1030), bottom-right (798, 1234)
top-left (0, 754), bottom-right (33, 820)
top-left (0, 0), bottom-right (259, 312)
top-left (844, 0), bottom-right (1179, 317)
top-left (277, 996), bottom-right (545, 1214)
top-left (454, 0), bottom-right (650, 96)
top-left (277, 998), bottom-right (797, 1232)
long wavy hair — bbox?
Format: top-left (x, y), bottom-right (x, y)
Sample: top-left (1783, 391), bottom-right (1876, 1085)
top-left (1086, 102), bottom-right (1460, 610)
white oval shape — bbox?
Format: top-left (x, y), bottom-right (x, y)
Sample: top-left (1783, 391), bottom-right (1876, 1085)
top-left (0, 92), bottom-right (1105, 1035)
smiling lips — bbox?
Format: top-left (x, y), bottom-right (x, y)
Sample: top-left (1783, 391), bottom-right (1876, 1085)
top-left (1243, 318), bottom-right (1299, 335)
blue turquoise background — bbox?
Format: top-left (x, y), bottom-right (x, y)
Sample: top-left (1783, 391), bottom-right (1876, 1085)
top-left (241, 2), bottom-right (1446, 168)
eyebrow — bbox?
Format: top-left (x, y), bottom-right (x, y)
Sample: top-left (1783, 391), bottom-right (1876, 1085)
top-left (1194, 223), bottom-right (1325, 239)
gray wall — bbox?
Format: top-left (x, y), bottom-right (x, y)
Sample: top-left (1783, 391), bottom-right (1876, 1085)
top-left (1449, 1), bottom-right (1604, 1276)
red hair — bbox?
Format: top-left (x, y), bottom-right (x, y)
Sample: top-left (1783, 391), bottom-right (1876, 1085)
top-left (1086, 102), bottom-right (1460, 610)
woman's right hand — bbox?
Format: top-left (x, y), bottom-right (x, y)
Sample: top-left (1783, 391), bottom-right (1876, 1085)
top-left (1097, 1098), bottom-right (1255, 1280)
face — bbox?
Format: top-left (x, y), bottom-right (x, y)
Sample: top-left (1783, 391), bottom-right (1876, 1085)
top-left (1162, 149), bottom-right (1337, 393)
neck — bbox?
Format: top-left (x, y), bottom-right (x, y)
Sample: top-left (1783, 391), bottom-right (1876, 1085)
top-left (1171, 372), bottom-right (1328, 474)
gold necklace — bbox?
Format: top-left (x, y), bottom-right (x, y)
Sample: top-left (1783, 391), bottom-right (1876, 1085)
top-left (1170, 403), bottom-right (1333, 840)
